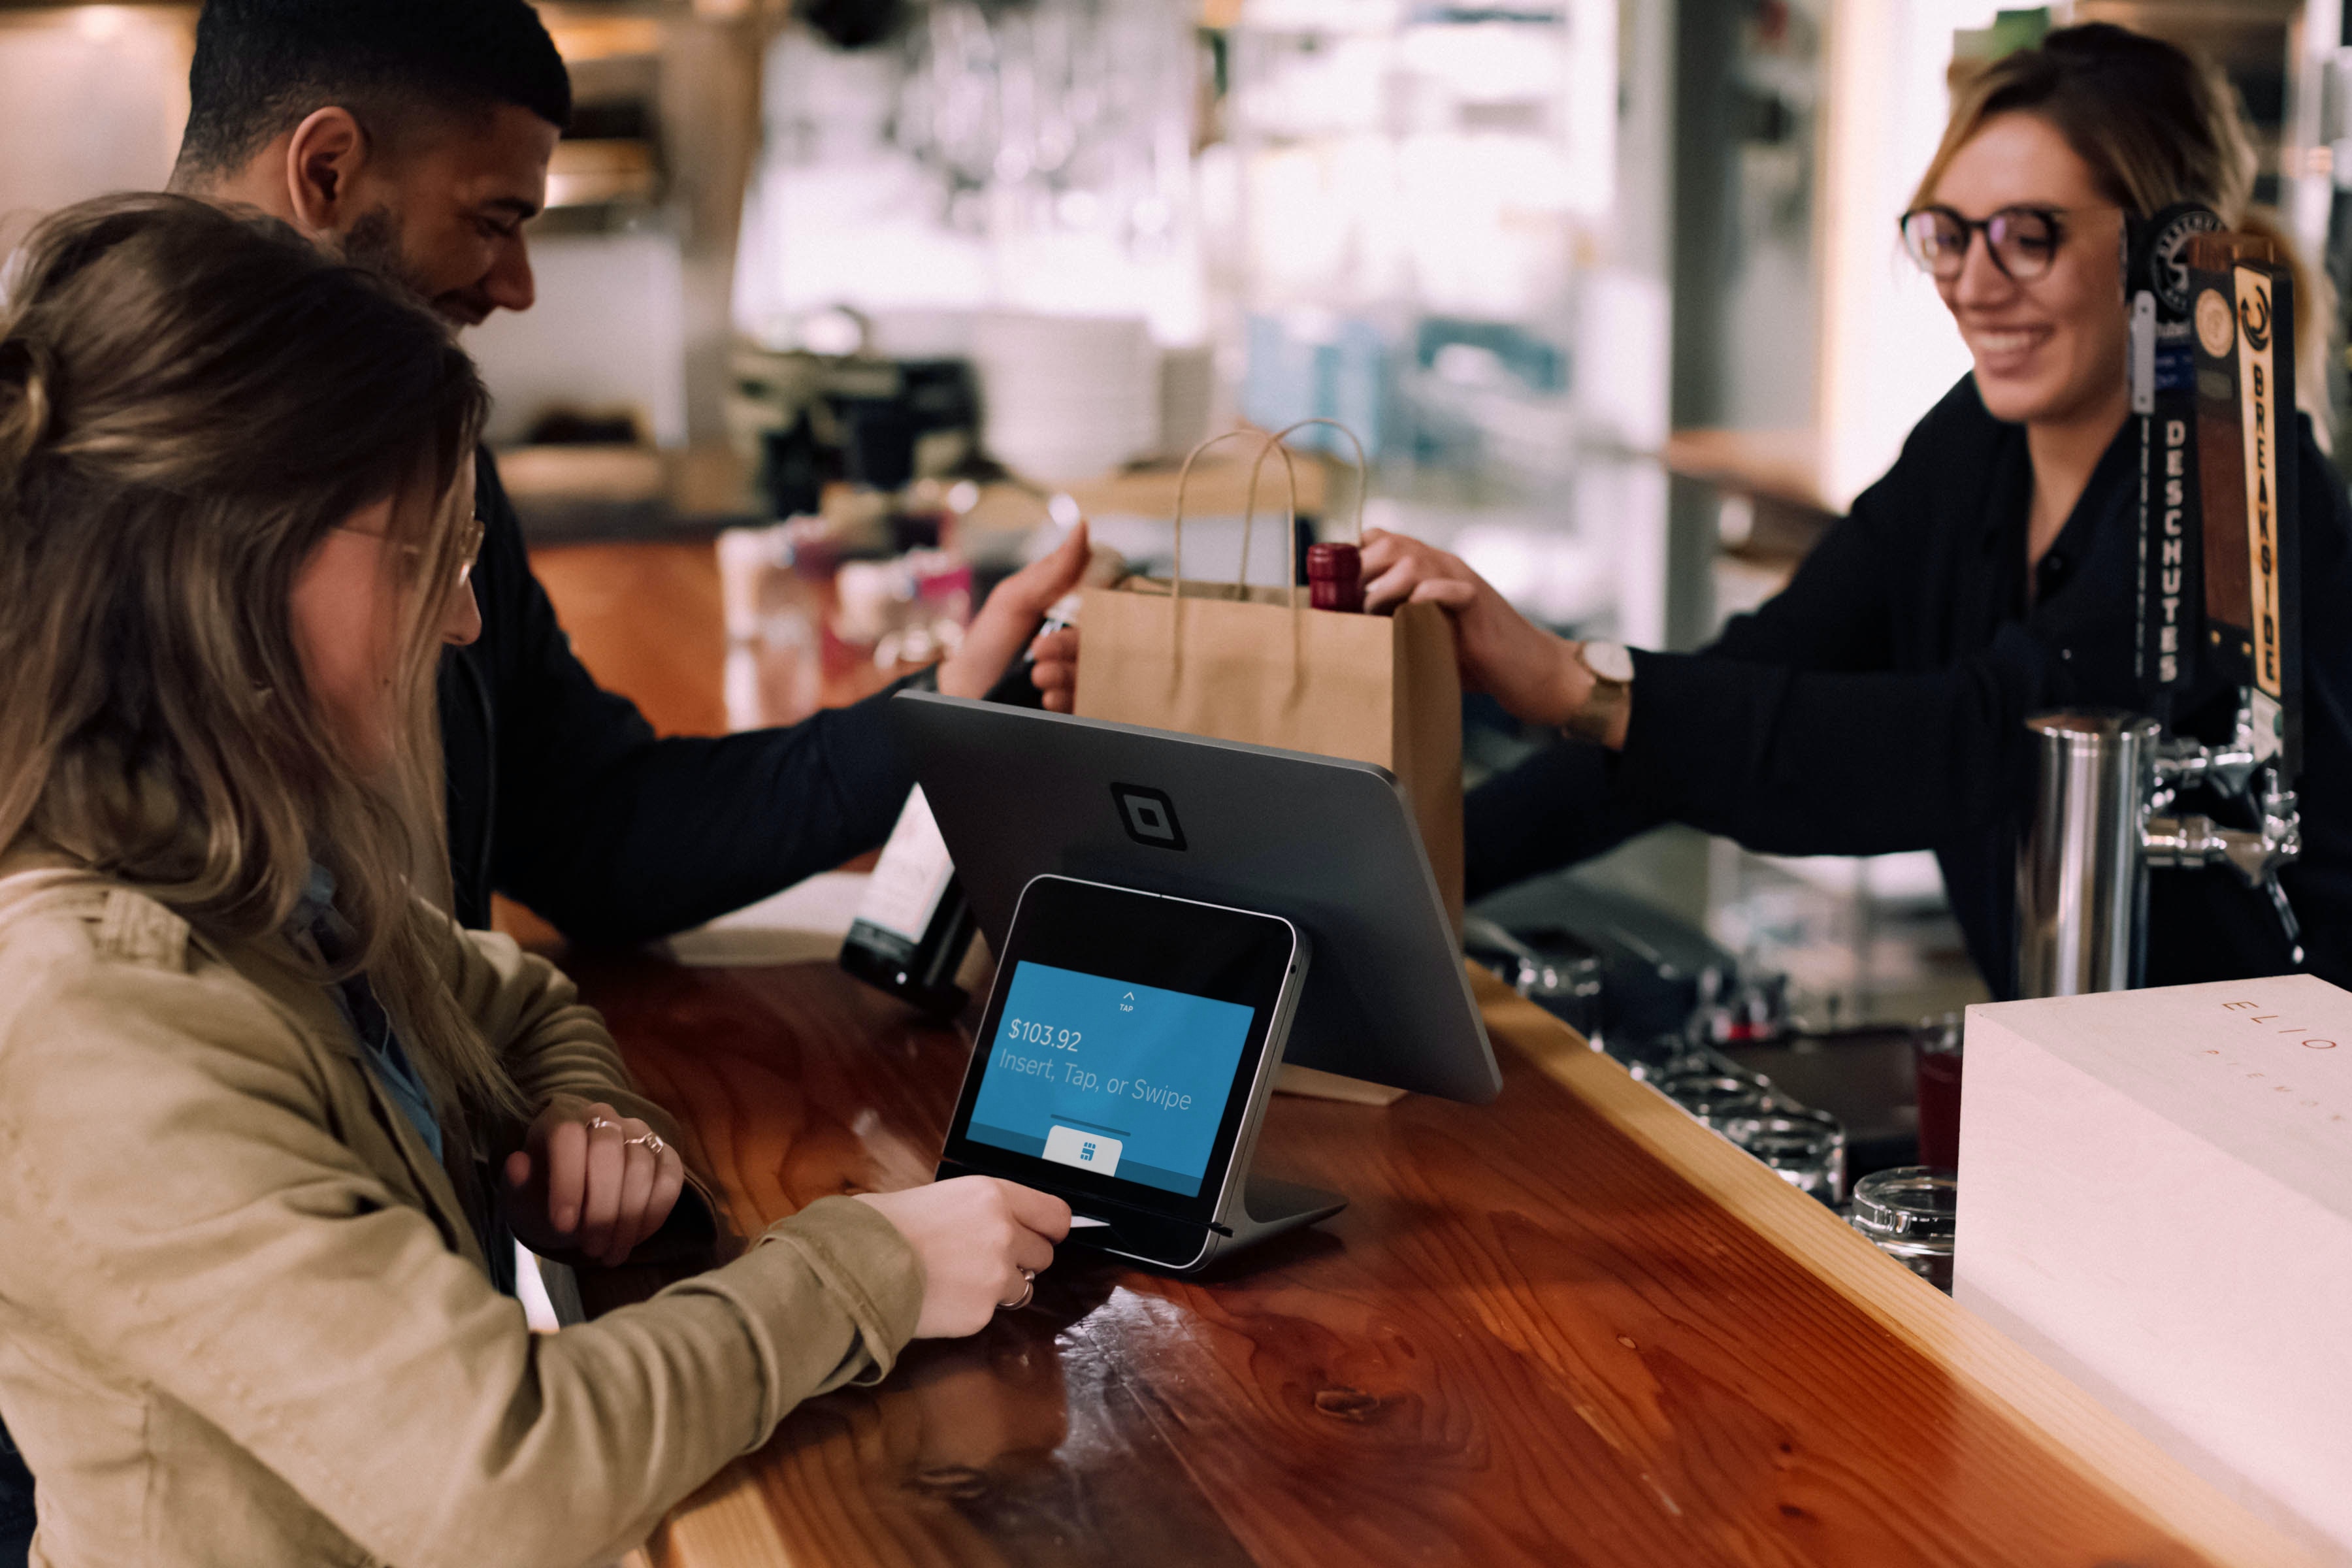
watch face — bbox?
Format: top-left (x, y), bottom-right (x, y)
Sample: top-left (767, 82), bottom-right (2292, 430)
top-left (1582, 640), bottom-right (1635, 683)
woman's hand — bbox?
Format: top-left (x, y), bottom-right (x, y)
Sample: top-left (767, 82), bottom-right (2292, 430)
top-left (502, 1096), bottom-right (686, 1267)
top-left (855, 1177), bottom-right (1070, 1337)
top-left (938, 522), bottom-right (1092, 700)
top-left (1360, 529), bottom-right (1610, 738)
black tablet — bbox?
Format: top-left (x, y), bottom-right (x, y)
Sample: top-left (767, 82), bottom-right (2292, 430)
top-left (937, 874), bottom-right (1310, 1269)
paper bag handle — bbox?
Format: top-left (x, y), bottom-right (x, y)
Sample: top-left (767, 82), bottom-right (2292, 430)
top-left (1241, 418), bottom-right (1370, 606)
top-left (1168, 428), bottom-right (1299, 612)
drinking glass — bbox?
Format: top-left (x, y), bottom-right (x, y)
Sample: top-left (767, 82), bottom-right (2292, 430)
top-left (1656, 1070), bottom-right (1776, 1132)
top-left (1724, 1108), bottom-right (1848, 1205)
top-left (1912, 1011), bottom-right (1965, 1171)
top-left (1847, 1166), bottom-right (1959, 1293)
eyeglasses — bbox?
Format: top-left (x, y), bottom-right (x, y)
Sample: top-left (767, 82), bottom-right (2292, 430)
top-left (1899, 204), bottom-right (2100, 282)
top-left (334, 513), bottom-right (486, 589)
top-left (453, 513), bottom-right (485, 589)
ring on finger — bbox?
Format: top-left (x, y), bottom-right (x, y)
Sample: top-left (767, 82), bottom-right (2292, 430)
top-left (586, 1115), bottom-right (619, 1134)
top-left (997, 1267), bottom-right (1036, 1312)
top-left (623, 1132), bottom-right (665, 1154)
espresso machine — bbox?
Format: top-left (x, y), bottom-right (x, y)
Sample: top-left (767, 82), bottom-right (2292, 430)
top-left (2016, 211), bottom-right (2306, 996)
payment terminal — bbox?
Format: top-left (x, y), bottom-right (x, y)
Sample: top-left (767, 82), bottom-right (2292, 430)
top-left (936, 873), bottom-right (1341, 1272)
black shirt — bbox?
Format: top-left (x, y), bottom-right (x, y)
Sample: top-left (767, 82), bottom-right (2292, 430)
top-left (1465, 376), bottom-right (2352, 998)
top-left (437, 451), bottom-right (919, 942)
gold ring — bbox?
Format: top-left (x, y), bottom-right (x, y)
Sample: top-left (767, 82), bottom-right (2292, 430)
top-left (586, 1115), bottom-right (619, 1134)
top-left (623, 1132), bottom-right (665, 1155)
top-left (998, 1267), bottom-right (1036, 1311)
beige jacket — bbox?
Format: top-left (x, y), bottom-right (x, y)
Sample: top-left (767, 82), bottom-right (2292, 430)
top-left (0, 855), bottom-right (923, 1568)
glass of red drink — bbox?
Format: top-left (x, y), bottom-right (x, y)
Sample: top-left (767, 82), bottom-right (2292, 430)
top-left (1911, 1011), bottom-right (1964, 1171)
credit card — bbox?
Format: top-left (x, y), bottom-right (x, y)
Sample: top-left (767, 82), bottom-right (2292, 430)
top-left (1068, 1215), bottom-right (1110, 1229)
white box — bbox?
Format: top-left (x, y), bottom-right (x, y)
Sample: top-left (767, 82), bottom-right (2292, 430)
top-left (1955, 974), bottom-right (2352, 1563)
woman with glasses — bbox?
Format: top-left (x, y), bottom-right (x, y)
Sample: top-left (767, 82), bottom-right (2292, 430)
top-left (0, 195), bottom-right (1068, 1567)
top-left (1322, 22), bottom-right (2352, 996)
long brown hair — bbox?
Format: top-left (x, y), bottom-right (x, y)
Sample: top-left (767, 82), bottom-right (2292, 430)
top-left (0, 193), bottom-right (521, 1119)
top-left (1914, 22), bottom-right (2332, 438)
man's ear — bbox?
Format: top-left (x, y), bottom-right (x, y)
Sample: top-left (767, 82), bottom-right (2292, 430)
top-left (284, 106), bottom-right (372, 237)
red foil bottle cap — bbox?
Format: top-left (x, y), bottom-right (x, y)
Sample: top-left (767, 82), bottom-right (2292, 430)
top-left (1307, 542), bottom-right (1364, 612)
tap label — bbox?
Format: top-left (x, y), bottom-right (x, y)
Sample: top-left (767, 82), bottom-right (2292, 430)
top-left (2234, 264), bottom-right (2284, 701)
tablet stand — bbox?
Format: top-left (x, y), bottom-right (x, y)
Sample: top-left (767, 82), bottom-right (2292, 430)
top-left (1144, 1081), bottom-right (1348, 1272)
top-left (1222, 1173), bottom-right (1348, 1251)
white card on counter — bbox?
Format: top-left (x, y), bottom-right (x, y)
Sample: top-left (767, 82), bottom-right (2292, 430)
top-left (853, 787), bottom-right (955, 944)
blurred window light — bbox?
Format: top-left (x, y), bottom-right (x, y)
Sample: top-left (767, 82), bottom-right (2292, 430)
top-left (1815, 0), bottom-right (1999, 507)
top-left (72, 7), bottom-right (131, 43)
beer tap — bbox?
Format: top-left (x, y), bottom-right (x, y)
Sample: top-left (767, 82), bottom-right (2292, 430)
top-left (2141, 694), bottom-right (2304, 964)
top-left (2015, 212), bottom-right (2306, 996)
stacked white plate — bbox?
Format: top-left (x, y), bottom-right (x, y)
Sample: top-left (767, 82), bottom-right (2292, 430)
top-left (973, 312), bottom-right (1160, 482)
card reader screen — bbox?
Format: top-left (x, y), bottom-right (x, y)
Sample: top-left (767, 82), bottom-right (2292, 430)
top-left (966, 960), bottom-right (1255, 1197)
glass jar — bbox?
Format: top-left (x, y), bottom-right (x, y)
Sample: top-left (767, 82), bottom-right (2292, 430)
top-left (1656, 1070), bottom-right (1778, 1132)
top-left (1514, 945), bottom-right (1605, 1045)
top-left (1617, 1034), bottom-right (1702, 1083)
top-left (1724, 1108), bottom-right (1848, 1205)
top-left (1847, 1166), bottom-right (1958, 1293)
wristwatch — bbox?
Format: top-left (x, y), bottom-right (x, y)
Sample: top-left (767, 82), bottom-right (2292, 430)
top-left (1563, 639), bottom-right (1633, 744)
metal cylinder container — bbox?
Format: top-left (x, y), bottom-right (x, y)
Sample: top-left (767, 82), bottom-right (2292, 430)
top-left (2015, 711), bottom-right (2159, 998)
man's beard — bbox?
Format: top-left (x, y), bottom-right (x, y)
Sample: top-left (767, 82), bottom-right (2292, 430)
top-left (339, 207), bottom-right (479, 327)
top-left (339, 205), bottom-right (422, 295)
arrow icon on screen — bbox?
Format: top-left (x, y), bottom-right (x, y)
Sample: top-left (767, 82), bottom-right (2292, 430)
top-left (1120, 992), bottom-right (1135, 1012)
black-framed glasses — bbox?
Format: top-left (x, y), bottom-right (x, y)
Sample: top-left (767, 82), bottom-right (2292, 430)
top-left (1899, 204), bottom-right (2090, 282)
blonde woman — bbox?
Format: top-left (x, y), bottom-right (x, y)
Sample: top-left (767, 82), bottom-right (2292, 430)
top-left (1298, 22), bottom-right (2352, 997)
top-left (0, 194), bottom-right (1066, 1568)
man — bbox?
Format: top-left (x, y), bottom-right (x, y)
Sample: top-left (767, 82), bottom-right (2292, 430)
top-left (174, 0), bottom-right (1084, 940)
top-left (0, 0), bottom-right (1079, 1556)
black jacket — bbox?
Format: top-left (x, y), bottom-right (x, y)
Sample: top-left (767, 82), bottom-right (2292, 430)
top-left (1466, 376), bottom-right (2352, 998)
top-left (437, 452), bottom-right (917, 941)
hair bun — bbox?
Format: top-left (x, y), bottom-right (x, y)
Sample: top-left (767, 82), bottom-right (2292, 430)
top-left (0, 336), bottom-right (54, 472)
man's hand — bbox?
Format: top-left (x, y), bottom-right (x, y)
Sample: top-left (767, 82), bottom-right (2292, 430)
top-left (503, 1096), bottom-right (686, 1267)
top-left (1028, 625), bottom-right (1079, 713)
top-left (1360, 529), bottom-right (1615, 740)
top-left (938, 521), bottom-right (1092, 701)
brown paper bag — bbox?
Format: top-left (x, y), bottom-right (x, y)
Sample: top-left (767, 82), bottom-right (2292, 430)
top-left (1073, 423), bottom-right (1463, 928)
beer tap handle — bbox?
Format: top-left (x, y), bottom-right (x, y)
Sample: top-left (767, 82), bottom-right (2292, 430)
top-left (2266, 873), bottom-right (2305, 968)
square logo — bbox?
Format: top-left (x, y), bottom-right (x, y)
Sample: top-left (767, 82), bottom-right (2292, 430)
top-left (1111, 783), bottom-right (1186, 851)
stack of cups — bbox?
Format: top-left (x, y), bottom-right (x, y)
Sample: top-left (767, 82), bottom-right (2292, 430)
top-left (973, 312), bottom-right (1160, 482)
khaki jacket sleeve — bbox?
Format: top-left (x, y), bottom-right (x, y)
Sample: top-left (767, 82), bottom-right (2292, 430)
top-left (0, 935), bottom-right (923, 1568)
top-left (435, 915), bottom-right (729, 1258)
top-left (434, 913), bottom-right (679, 1143)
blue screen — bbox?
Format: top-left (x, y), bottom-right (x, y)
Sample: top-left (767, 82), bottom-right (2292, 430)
top-left (967, 960), bottom-right (1256, 1196)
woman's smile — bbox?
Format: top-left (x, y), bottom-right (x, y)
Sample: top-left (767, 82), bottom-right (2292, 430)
top-left (1962, 319), bottom-right (2059, 378)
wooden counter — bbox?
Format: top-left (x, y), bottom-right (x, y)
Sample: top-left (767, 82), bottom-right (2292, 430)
top-left (520, 535), bottom-right (2308, 1567)
top-left (566, 952), bottom-right (2310, 1568)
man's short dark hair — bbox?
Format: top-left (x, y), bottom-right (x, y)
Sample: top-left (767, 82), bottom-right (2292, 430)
top-left (174, 0), bottom-right (572, 186)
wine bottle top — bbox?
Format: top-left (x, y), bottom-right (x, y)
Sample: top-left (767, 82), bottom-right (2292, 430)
top-left (1306, 542), bottom-right (1362, 582)
top-left (1306, 543), bottom-right (1365, 612)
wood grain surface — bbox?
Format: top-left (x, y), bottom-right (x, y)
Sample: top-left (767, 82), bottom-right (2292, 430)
top-left (523, 540), bottom-right (2308, 1567)
top-left (563, 953), bottom-right (2311, 1568)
